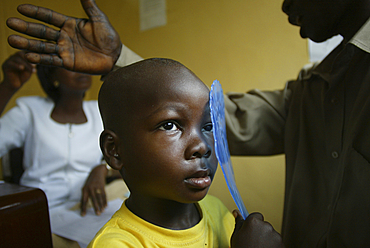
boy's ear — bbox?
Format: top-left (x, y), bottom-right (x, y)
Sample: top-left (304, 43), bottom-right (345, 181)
top-left (100, 130), bottom-right (124, 170)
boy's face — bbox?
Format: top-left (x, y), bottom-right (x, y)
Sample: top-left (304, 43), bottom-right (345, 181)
top-left (117, 71), bottom-right (218, 204)
top-left (282, 0), bottom-right (353, 42)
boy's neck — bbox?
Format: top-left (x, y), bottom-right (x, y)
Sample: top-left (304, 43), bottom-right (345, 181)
top-left (125, 195), bottom-right (201, 230)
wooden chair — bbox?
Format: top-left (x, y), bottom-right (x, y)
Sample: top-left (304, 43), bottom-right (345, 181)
top-left (0, 182), bottom-right (53, 248)
top-left (2, 148), bottom-right (24, 184)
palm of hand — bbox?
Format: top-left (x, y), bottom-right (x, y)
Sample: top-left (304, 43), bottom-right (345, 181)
top-left (57, 18), bottom-right (121, 74)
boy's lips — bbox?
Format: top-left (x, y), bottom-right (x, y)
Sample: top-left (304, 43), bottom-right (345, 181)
top-left (184, 169), bottom-right (212, 189)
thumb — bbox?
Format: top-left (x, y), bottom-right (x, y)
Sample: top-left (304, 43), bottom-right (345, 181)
top-left (232, 209), bottom-right (245, 233)
top-left (80, 0), bottom-right (106, 20)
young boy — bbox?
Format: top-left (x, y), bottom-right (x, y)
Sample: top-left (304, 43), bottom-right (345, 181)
top-left (89, 57), bottom-right (231, 247)
top-left (89, 58), bottom-right (283, 247)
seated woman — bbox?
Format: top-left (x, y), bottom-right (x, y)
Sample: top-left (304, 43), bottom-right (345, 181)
top-left (0, 51), bottom-right (118, 247)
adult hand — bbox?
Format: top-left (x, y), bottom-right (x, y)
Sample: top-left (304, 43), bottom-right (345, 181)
top-left (231, 210), bottom-right (285, 248)
top-left (81, 164), bottom-right (108, 216)
top-left (0, 51), bottom-right (36, 115)
top-left (6, 0), bottom-right (122, 75)
top-left (1, 51), bottom-right (35, 90)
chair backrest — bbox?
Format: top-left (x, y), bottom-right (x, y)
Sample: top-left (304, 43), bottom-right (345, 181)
top-left (0, 183), bottom-right (53, 248)
top-left (2, 148), bottom-right (24, 184)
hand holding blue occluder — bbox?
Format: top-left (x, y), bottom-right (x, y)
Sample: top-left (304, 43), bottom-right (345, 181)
top-left (210, 80), bottom-right (249, 219)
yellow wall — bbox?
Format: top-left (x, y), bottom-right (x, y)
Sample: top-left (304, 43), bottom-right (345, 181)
top-left (1, 0), bottom-right (309, 231)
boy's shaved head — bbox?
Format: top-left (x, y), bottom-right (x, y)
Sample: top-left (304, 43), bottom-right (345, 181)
top-left (98, 58), bottom-right (207, 136)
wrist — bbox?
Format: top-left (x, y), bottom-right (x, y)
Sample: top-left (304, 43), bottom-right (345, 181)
top-left (0, 80), bottom-right (18, 94)
top-left (0, 81), bottom-right (19, 115)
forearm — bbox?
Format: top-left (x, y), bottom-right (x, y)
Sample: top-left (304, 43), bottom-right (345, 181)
top-left (0, 82), bottom-right (18, 116)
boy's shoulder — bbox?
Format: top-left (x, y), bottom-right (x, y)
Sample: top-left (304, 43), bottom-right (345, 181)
top-left (199, 194), bottom-right (229, 213)
top-left (88, 196), bottom-right (234, 248)
top-left (199, 194), bottom-right (235, 229)
top-left (200, 195), bottom-right (235, 244)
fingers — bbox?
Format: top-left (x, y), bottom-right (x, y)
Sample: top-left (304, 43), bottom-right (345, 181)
top-left (25, 53), bottom-right (63, 67)
top-left (8, 35), bottom-right (58, 54)
top-left (232, 209), bottom-right (243, 218)
top-left (2, 51), bottom-right (35, 89)
top-left (232, 210), bottom-right (265, 234)
top-left (7, 18), bottom-right (60, 41)
top-left (90, 188), bottom-right (107, 215)
top-left (233, 209), bottom-right (245, 234)
top-left (248, 212), bottom-right (264, 222)
top-left (4, 51), bottom-right (34, 72)
top-left (80, 191), bottom-right (88, 216)
top-left (231, 211), bottom-right (284, 248)
top-left (8, 36), bottom-right (64, 67)
top-left (80, 187), bottom-right (107, 216)
top-left (17, 4), bottom-right (69, 28)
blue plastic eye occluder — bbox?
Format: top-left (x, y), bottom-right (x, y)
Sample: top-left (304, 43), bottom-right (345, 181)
top-left (210, 80), bottom-right (249, 219)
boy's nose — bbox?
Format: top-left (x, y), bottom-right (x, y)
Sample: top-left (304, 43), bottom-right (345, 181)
top-left (185, 131), bottom-right (212, 159)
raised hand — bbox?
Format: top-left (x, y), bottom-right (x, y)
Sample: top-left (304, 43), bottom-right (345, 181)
top-left (231, 210), bottom-right (285, 248)
top-left (0, 51), bottom-right (36, 115)
top-left (1, 51), bottom-right (35, 90)
top-left (6, 0), bottom-right (122, 75)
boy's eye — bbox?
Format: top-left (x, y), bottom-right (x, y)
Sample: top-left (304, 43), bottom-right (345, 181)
top-left (159, 122), bottom-right (180, 131)
top-left (203, 123), bottom-right (213, 132)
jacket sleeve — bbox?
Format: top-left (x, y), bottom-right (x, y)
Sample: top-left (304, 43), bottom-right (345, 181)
top-left (114, 44), bottom-right (143, 68)
top-left (224, 82), bottom-right (292, 156)
top-left (101, 44), bottom-right (143, 81)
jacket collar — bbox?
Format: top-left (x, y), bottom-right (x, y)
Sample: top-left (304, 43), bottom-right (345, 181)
top-left (307, 17), bottom-right (370, 84)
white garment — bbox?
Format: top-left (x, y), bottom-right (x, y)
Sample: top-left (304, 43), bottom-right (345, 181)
top-left (115, 44), bottom-right (143, 68)
top-left (115, 44), bottom-right (142, 69)
top-left (0, 96), bottom-right (103, 208)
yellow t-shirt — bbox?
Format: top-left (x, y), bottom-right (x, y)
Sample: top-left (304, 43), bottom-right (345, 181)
top-left (88, 194), bottom-right (234, 248)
